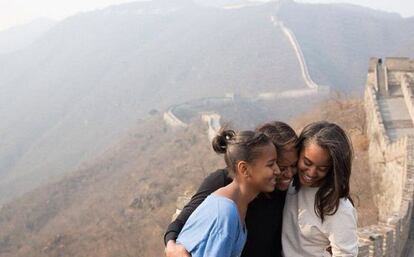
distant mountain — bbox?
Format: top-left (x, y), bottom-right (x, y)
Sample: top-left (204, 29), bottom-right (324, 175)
top-left (193, 0), bottom-right (273, 7)
top-left (0, 0), bottom-right (306, 204)
top-left (0, 115), bottom-right (224, 257)
top-left (0, 0), bottom-right (414, 205)
top-left (276, 1), bottom-right (414, 90)
top-left (0, 18), bottom-right (56, 55)
top-left (395, 17), bottom-right (414, 57)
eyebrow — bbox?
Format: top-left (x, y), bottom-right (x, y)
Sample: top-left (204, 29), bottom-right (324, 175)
top-left (304, 157), bottom-right (312, 163)
top-left (267, 158), bottom-right (277, 164)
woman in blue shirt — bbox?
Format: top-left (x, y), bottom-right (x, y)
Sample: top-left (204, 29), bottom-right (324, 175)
top-left (176, 129), bottom-right (281, 257)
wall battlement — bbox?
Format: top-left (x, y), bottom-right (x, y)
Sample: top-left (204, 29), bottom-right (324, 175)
top-left (360, 57), bottom-right (414, 257)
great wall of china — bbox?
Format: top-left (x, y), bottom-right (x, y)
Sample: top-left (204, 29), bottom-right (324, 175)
top-left (163, 14), bottom-right (324, 130)
top-left (270, 15), bottom-right (318, 90)
top-left (358, 57), bottom-right (414, 257)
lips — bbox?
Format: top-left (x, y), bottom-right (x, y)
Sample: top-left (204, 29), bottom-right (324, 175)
top-left (300, 172), bottom-right (317, 184)
top-left (278, 179), bottom-right (291, 186)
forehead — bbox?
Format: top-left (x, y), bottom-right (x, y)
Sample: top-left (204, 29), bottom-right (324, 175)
top-left (278, 149), bottom-right (298, 165)
top-left (256, 142), bottom-right (277, 159)
top-left (301, 142), bottom-right (330, 165)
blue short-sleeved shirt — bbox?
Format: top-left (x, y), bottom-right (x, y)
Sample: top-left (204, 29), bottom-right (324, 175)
top-left (176, 194), bottom-right (247, 257)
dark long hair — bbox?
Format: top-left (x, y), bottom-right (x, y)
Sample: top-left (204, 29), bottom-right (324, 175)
top-left (293, 121), bottom-right (354, 222)
top-left (212, 129), bottom-right (272, 176)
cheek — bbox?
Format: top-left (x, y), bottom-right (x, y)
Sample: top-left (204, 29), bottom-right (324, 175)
top-left (283, 167), bottom-right (296, 178)
top-left (297, 160), bottom-right (307, 172)
top-left (253, 167), bottom-right (273, 180)
top-left (317, 170), bottom-right (329, 180)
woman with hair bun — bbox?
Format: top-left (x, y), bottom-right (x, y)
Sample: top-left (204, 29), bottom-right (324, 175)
top-left (164, 121), bottom-right (299, 257)
top-left (175, 129), bottom-right (280, 257)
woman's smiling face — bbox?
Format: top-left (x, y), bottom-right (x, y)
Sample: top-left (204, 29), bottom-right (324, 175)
top-left (297, 142), bottom-right (331, 187)
top-left (247, 142), bottom-right (280, 193)
top-left (275, 143), bottom-right (298, 191)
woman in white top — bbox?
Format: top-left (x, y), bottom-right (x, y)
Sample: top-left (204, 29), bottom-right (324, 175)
top-left (282, 121), bottom-right (358, 257)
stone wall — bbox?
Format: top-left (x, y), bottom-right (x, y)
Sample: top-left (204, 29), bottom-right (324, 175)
top-left (402, 75), bottom-right (414, 123)
top-left (358, 58), bottom-right (414, 257)
top-left (384, 58), bottom-right (414, 72)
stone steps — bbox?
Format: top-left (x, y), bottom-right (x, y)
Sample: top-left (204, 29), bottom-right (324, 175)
top-left (384, 120), bottom-right (414, 129)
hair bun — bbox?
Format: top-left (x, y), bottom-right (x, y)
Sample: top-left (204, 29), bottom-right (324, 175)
top-left (212, 129), bottom-right (235, 154)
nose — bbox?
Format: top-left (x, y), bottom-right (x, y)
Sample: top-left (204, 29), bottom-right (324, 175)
top-left (284, 167), bottom-right (295, 179)
top-left (307, 166), bottom-right (318, 177)
top-left (274, 163), bottom-right (281, 177)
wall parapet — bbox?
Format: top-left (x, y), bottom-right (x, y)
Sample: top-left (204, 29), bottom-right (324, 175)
top-left (385, 137), bottom-right (408, 162)
top-left (365, 84), bottom-right (390, 148)
top-left (401, 75), bottom-right (414, 124)
top-left (359, 57), bottom-right (414, 256)
top-left (357, 135), bottom-right (414, 256)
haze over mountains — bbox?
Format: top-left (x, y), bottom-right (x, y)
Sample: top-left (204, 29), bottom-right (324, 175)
top-left (0, 115), bottom-right (224, 257)
top-left (1, 0), bottom-right (307, 203)
top-left (0, 0), bottom-right (412, 256)
top-left (0, 18), bottom-right (56, 55)
top-left (0, 0), bottom-right (413, 213)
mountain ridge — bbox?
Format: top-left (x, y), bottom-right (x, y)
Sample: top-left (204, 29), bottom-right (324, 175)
top-left (1, 0), bottom-right (413, 206)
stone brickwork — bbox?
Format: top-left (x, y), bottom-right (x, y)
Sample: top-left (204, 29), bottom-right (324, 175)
top-left (360, 57), bottom-right (414, 257)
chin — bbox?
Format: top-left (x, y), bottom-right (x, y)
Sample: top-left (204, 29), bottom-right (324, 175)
top-left (262, 184), bottom-right (276, 193)
top-left (298, 176), bottom-right (310, 187)
top-left (276, 179), bottom-right (292, 191)
top-left (276, 184), bottom-right (289, 191)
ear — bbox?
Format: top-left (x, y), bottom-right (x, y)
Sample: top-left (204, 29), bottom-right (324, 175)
top-left (237, 161), bottom-right (251, 178)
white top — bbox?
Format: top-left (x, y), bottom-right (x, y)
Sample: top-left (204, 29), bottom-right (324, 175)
top-left (282, 183), bottom-right (358, 257)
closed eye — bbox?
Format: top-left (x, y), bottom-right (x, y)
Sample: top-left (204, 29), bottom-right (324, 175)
top-left (267, 159), bottom-right (277, 167)
top-left (318, 166), bottom-right (329, 172)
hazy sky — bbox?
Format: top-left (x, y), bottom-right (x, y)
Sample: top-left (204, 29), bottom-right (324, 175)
top-left (0, 0), bottom-right (412, 31)
top-left (297, 0), bottom-right (413, 17)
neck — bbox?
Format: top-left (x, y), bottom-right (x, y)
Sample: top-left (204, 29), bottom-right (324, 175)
top-left (231, 179), bottom-right (259, 204)
top-left (223, 179), bottom-right (260, 221)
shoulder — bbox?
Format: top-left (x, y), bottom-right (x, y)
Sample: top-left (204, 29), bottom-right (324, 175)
top-left (190, 195), bottom-right (240, 235)
top-left (337, 198), bottom-right (357, 216)
top-left (212, 195), bottom-right (239, 218)
top-left (209, 195), bottom-right (240, 229)
top-left (199, 195), bottom-right (237, 212)
top-left (324, 198), bottom-right (357, 227)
